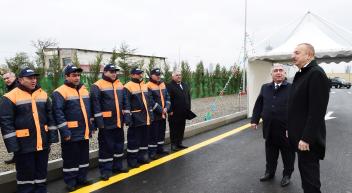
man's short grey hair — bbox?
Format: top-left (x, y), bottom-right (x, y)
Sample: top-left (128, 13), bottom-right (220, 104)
top-left (2, 72), bottom-right (16, 78)
top-left (298, 43), bottom-right (315, 57)
top-left (172, 70), bottom-right (181, 76)
top-left (271, 63), bottom-right (285, 72)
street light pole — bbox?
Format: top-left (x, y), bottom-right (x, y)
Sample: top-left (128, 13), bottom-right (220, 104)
top-left (242, 0), bottom-right (248, 93)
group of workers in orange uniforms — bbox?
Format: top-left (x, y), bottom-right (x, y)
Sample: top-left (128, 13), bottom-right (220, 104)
top-left (0, 64), bottom-right (173, 192)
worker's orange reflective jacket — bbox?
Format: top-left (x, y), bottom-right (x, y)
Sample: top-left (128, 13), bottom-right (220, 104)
top-left (52, 81), bottom-right (93, 141)
top-left (146, 79), bottom-right (171, 121)
top-left (90, 76), bottom-right (124, 129)
top-left (0, 84), bottom-right (58, 153)
top-left (124, 78), bottom-right (155, 127)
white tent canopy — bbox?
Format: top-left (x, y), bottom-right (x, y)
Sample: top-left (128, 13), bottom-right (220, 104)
top-left (247, 12), bottom-right (352, 117)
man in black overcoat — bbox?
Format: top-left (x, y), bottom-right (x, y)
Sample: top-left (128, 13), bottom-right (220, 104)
top-left (251, 64), bottom-right (295, 187)
top-left (288, 43), bottom-right (330, 193)
top-left (167, 70), bottom-right (192, 151)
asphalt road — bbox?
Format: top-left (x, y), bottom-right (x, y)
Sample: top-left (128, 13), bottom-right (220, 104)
top-left (48, 88), bottom-right (352, 193)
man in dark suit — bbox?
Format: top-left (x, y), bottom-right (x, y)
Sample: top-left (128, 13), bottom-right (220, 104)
top-left (167, 70), bottom-right (192, 151)
top-left (288, 43), bottom-right (330, 193)
top-left (251, 64), bottom-right (295, 187)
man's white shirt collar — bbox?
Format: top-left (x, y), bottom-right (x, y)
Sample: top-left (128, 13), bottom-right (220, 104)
top-left (299, 62), bottom-right (310, 72)
top-left (177, 82), bottom-right (183, 89)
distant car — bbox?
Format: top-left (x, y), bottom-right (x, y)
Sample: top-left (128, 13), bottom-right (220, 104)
top-left (330, 77), bottom-right (351, 89)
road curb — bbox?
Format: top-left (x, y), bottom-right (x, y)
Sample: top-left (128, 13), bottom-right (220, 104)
top-left (0, 111), bottom-right (247, 193)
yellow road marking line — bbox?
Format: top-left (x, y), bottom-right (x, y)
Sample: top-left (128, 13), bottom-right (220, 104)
top-left (73, 123), bottom-right (251, 193)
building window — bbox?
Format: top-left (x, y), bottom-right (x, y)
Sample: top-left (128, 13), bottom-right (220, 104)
top-left (62, 58), bottom-right (72, 66)
top-left (49, 59), bottom-right (55, 68)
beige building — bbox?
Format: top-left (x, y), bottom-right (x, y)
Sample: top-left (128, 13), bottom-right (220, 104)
top-left (43, 48), bottom-right (166, 72)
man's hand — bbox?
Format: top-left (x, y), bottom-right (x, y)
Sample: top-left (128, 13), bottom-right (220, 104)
top-left (64, 136), bottom-right (71, 141)
top-left (169, 112), bottom-right (174, 116)
top-left (251, 123), bottom-right (258, 130)
top-left (162, 108), bottom-right (167, 119)
top-left (298, 140), bottom-right (310, 151)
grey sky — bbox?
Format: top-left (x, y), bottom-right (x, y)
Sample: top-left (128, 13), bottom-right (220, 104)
top-left (1, 0), bottom-right (351, 72)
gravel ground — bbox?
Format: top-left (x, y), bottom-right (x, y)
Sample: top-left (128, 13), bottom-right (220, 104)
top-left (0, 94), bottom-right (247, 173)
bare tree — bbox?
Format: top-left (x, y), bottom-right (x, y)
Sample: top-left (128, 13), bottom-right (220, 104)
top-left (6, 52), bottom-right (35, 74)
top-left (32, 38), bottom-right (58, 75)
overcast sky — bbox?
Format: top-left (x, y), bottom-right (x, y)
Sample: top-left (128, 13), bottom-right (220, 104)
top-left (1, 0), bottom-right (352, 72)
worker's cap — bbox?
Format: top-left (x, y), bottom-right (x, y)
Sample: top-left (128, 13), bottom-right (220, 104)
top-left (104, 64), bottom-right (120, 72)
top-left (150, 68), bottom-right (161, 76)
top-left (130, 67), bottom-right (144, 74)
top-left (18, 68), bottom-right (39, 78)
top-left (64, 65), bottom-right (83, 75)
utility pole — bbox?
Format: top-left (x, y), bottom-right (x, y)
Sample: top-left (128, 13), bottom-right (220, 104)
top-left (242, 0), bottom-right (248, 93)
top-left (239, 0), bottom-right (248, 111)
top-left (178, 47), bottom-right (181, 69)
